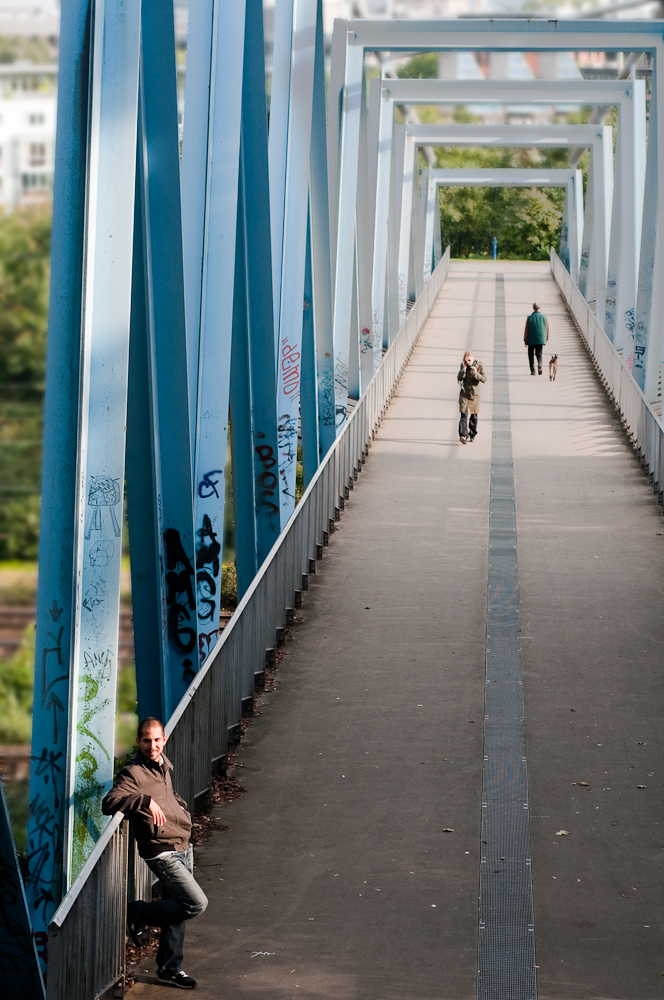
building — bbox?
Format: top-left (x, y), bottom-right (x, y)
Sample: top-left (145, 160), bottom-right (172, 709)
top-left (0, 63), bottom-right (56, 209)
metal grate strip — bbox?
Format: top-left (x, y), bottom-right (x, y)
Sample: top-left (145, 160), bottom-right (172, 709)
top-left (477, 275), bottom-right (537, 1000)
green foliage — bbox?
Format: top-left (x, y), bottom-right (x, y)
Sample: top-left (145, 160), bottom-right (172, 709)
top-left (0, 625), bottom-right (34, 744)
top-left (115, 664), bottom-right (138, 760)
top-left (220, 561), bottom-right (237, 609)
top-left (433, 146), bottom-right (565, 260)
top-left (396, 53), bottom-right (438, 80)
top-left (0, 208), bottom-right (51, 386)
top-left (0, 494), bottom-right (40, 560)
top-left (0, 208), bottom-right (51, 559)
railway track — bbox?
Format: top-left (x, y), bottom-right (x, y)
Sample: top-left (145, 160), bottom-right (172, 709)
top-left (0, 606), bottom-right (233, 667)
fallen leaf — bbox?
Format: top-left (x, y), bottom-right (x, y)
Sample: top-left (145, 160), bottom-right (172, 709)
top-left (578, 781), bottom-right (589, 786)
top-left (638, 785), bottom-right (647, 789)
top-left (555, 830), bottom-right (569, 836)
top-left (442, 828), bottom-right (454, 833)
top-left (611, 822), bottom-right (618, 826)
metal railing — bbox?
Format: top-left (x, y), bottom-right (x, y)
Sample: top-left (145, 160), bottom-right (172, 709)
top-left (551, 248), bottom-right (664, 503)
top-left (45, 246), bottom-right (451, 1000)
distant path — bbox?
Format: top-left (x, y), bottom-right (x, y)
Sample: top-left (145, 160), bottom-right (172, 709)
top-left (132, 262), bottom-right (664, 1000)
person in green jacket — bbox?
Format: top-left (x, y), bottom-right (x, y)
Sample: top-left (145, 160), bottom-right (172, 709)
top-left (523, 303), bottom-right (549, 375)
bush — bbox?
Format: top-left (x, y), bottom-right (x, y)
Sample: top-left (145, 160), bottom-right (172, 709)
top-left (435, 146), bottom-right (565, 260)
top-left (0, 494), bottom-right (40, 560)
top-left (0, 625), bottom-right (34, 744)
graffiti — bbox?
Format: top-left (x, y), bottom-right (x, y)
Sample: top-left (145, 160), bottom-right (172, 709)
top-left (164, 528), bottom-right (196, 654)
top-left (254, 443), bottom-right (279, 516)
top-left (198, 630), bottom-right (219, 664)
top-left (182, 658), bottom-right (196, 683)
top-left (277, 413), bottom-right (297, 504)
top-left (195, 515), bottom-right (221, 664)
top-left (89, 538), bottom-right (114, 567)
top-left (580, 249), bottom-right (589, 271)
top-left (198, 469), bottom-right (224, 499)
top-left (26, 777), bottom-right (61, 922)
top-left (319, 363), bottom-right (335, 426)
top-left (40, 625), bottom-right (66, 745)
top-left (624, 307), bottom-right (635, 333)
top-left (82, 575), bottom-right (108, 613)
top-left (77, 662), bottom-right (111, 763)
top-left (280, 341), bottom-right (301, 399)
top-left (84, 475), bottom-right (121, 539)
top-left (360, 327), bottom-right (371, 355)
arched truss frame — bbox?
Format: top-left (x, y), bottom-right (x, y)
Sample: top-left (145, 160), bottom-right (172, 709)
top-left (330, 20), bottom-right (659, 405)
top-left (390, 124), bottom-right (613, 339)
top-left (340, 77), bottom-right (645, 417)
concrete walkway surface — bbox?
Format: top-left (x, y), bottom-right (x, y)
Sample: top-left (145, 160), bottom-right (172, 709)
top-left (132, 262), bottom-right (664, 1000)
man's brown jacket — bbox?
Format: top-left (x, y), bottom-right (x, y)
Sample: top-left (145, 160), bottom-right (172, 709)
top-left (102, 751), bottom-right (191, 859)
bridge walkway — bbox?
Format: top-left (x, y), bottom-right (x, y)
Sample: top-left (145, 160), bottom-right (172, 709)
top-left (133, 261), bottom-right (664, 1000)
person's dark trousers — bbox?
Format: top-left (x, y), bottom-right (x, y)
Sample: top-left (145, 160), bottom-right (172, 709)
top-left (528, 344), bottom-right (543, 374)
top-left (128, 847), bottom-right (207, 973)
top-left (459, 411), bottom-right (478, 441)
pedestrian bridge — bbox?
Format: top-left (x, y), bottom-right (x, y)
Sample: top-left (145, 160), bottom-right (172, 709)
top-left (69, 259), bottom-right (664, 999)
top-left (3, 8), bottom-right (664, 999)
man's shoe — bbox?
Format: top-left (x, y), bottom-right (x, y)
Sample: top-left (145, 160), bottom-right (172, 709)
top-left (157, 969), bottom-right (197, 990)
top-left (459, 436), bottom-right (467, 444)
top-left (538, 366), bottom-right (543, 374)
top-left (126, 921), bottom-right (146, 949)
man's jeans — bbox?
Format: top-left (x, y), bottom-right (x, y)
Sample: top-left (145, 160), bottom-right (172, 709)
top-left (128, 848), bottom-right (208, 973)
top-left (528, 344), bottom-right (543, 373)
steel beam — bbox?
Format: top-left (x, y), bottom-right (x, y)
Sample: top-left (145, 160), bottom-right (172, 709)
top-left (270, 0), bottom-right (319, 527)
top-left (237, 0), bottom-right (281, 590)
top-left (309, 0), bottom-right (336, 460)
top-left (58, 0), bottom-right (141, 887)
top-left (126, 0), bottom-right (197, 724)
top-left (26, 0), bottom-right (92, 956)
top-left (181, 0), bottom-right (246, 666)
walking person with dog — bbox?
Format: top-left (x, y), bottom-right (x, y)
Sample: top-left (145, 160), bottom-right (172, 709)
top-left (524, 303), bottom-right (549, 375)
top-left (102, 717), bottom-right (208, 990)
top-left (457, 350), bottom-right (486, 444)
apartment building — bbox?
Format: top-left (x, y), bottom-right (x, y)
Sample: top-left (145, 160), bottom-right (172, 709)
top-left (0, 63), bottom-right (56, 209)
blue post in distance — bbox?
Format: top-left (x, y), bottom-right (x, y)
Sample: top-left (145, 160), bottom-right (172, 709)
top-left (301, 212), bottom-right (319, 487)
top-left (309, 0), bottom-right (336, 460)
top-left (230, 179), bottom-right (258, 599)
top-left (240, 0), bottom-right (281, 569)
top-left (492, 236), bottom-right (497, 261)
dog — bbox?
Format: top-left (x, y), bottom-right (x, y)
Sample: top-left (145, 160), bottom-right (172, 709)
top-left (549, 354), bottom-right (558, 381)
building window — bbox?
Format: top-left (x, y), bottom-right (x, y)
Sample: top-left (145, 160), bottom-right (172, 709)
top-left (21, 173), bottom-right (51, 192)
top-left (28, 113), bottom-right (45, 126)
top-left (29, 143), bottom-right (46, 167)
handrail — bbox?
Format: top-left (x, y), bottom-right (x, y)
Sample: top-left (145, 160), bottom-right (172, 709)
top-left (550, 248), bottom-right (663, 501)
top-left (50, 813), bottom-right (124, 928)
top-left (46, 246), bottom-right (451, 1000)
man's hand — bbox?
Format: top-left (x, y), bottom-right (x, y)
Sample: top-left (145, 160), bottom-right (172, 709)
top-left (149, 799), bottom-right (167, 827)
